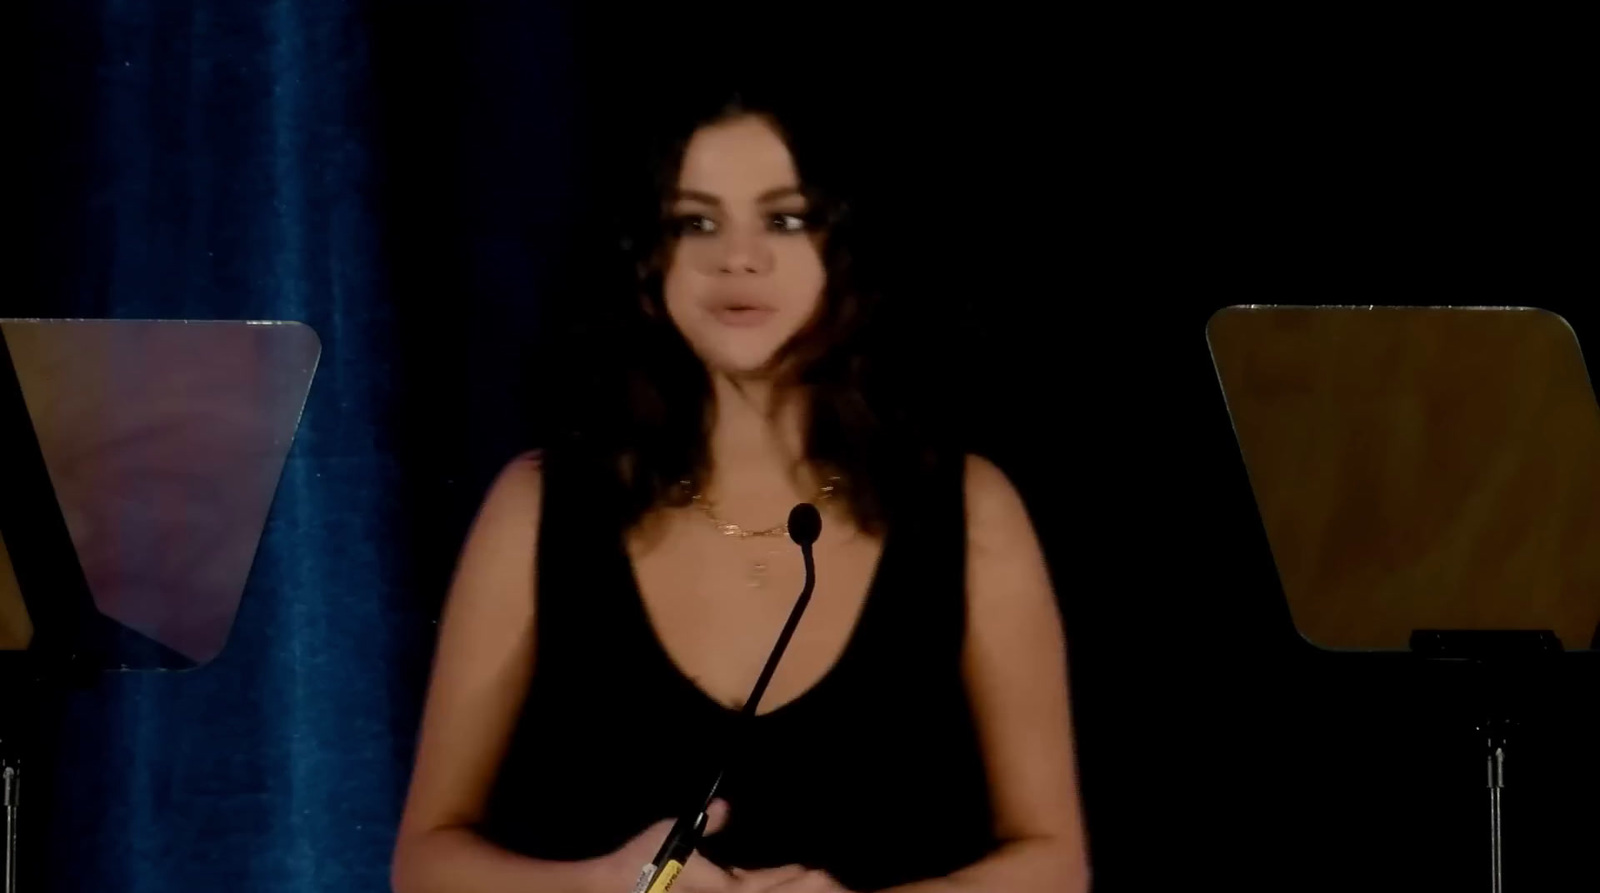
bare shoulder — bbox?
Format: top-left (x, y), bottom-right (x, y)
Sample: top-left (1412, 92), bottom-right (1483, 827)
top-left (962, 453), bottom-right (1034, 539)
top-left (471, 450), bottom-right (545, 534)
top-left (443, 449), bottom-right (547, 626)
top-left (495, 448), bottom-right (545, 499)
top-left (961, 452), bottom-right (1054, 619)
top-left (962, 453), bottom-right (1014, 500)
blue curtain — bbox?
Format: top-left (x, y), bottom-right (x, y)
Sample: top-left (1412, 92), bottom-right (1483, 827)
top-left (17, 2), bottom-right (572, 890)
top-left (18, 5), bottom-right (1600, 891)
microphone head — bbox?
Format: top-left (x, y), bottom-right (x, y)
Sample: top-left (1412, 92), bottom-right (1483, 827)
top-left (787, 502), bottom-right (822, 546)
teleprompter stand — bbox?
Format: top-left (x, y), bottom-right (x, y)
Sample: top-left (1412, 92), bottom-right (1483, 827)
top-left (1208, 305), bottom-right (1600, 892)
top-left (0, 319), bottom-right (320, 892)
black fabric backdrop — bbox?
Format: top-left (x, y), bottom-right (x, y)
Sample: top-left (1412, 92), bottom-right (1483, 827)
top-left (12, 4), bottom-right (1598, 891)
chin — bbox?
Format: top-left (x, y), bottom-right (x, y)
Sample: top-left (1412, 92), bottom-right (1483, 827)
top-left (705, 352), bottom-right (781, 379)
top-left (690, 333), bottom-right (789, 378)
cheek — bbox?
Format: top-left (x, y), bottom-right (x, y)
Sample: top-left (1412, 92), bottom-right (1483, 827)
top-left (775, 242), bottom-right (827, 314)
top-left (661, 251), bottom-right (700, 321)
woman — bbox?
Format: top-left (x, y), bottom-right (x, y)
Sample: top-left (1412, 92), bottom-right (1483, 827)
top-left (391, 89), bottom-right (1090, 892)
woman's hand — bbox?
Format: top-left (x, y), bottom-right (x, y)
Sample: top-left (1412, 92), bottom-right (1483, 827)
top-left (593, 799), bottom-right (742, 893)
top-left (587, 798), bottom-right (855, 893)
top-left (728, 867), bottom-right (855, 892)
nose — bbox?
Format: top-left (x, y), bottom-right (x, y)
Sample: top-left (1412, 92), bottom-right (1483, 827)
top-left (717, 228), bottom-right (773, 275)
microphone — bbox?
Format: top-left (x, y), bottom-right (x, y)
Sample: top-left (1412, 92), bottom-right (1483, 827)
top-left (786, 502), bottom-right (822, 547)
top-left (628, 503), bottom-right (823, 893)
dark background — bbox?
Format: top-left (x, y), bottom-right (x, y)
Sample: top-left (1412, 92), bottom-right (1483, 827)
top-left (11, 3), bottom-right (1596, 891)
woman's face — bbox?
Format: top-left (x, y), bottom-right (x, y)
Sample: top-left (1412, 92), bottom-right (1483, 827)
top-left (662, 114), bottom-right (826, 378)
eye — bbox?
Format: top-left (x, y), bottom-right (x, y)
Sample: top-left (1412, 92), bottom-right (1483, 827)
top-left (671, 214), bottom-right (718, 236)
top-left (768, 212), bottom-right (808, 233)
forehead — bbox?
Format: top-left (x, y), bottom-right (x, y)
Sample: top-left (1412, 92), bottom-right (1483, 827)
top-left (676, 116), bottom-right (800, 197)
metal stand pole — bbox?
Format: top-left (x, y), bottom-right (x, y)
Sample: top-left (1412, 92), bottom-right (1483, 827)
top-left (1412, 630), bottom-right (1562, 893)
top-left (2, 757), bottom-right (17, 893)
top-left (1486, 733), bottom-right (1505, 893)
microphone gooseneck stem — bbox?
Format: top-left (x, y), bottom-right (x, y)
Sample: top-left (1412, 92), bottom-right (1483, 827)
top-left (631, 536), bottom-right (820, 893)
top-left (699, 543), bottom-right (815, 810)
top-left (743, 545), bottom-right (817, 717)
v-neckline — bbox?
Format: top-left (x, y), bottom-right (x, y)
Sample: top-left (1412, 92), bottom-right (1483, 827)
top-left (619, 523), bottom-right (895, 722)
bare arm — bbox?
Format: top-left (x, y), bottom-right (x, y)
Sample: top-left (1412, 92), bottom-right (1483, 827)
top-left (390, 452), bottom-right (608, 893)
top-left (882, 456), bottom-right (1091, 893)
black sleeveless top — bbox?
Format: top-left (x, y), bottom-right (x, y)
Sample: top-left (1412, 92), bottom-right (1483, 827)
top-left (479, 449), bottom-right (997, 892)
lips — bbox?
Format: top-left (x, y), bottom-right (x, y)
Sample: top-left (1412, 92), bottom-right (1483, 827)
top-left (708, 297), bottom-right (777, 328)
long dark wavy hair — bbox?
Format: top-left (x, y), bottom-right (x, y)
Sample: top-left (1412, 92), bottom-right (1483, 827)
top-left (537, 85), bottom-right (946, 537)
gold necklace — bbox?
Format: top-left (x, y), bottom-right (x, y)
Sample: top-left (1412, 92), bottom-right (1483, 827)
top-left (685, 474), bottom-right (840, 587)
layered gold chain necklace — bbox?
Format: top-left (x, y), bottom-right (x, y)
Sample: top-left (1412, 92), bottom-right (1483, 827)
top-left (686, 474), bottom-right (840, 588)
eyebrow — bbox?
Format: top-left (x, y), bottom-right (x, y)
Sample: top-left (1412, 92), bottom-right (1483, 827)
top-left (670, 185), bottom-right (806, 206)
